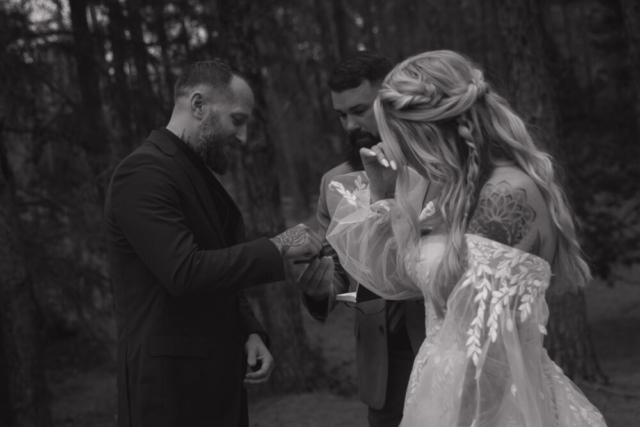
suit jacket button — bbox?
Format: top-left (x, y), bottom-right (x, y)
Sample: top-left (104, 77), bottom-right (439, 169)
top-left (379, 325), bottom-right (385, 334)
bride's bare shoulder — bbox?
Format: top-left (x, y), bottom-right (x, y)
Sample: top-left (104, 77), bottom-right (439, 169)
top-left (468, 166), bottom-right (555, 260)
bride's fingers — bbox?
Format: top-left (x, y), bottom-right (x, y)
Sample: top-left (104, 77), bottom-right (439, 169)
top-left (360, 147), bottom-right (377, 157)
top-left (360, 147), bottom-right (383, 166)
top-left (362, 144), bottom-right (396, 170)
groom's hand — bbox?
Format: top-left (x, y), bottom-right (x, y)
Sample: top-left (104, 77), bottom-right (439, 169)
top-left (270, 223), bottom-right (322, 261)
top-left (244, 333), bottom-right (274, 388)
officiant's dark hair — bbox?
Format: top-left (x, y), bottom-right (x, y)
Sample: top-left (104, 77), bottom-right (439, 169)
top-left (328, 51), bottom-right (393, 93)
top-left (173, 60), bottom-right (249, 101)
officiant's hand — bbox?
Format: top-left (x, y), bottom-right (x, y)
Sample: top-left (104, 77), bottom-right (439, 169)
top-left (360, 143), bottom-right (397, 203)
top-left (244, 333), bottom-right (274, 387)
top-left (293, 256), bottom-right (335, 300)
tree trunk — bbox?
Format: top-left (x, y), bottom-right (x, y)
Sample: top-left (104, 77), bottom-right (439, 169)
top-left (126, 0), bottom-right (157, 133)
top-left (620, 0), bottom-right (640, 134)
top-left (497, 0), bottom-right (607, 383)
top-left (485, 0), bottom-right (508, 82)
top-left (545, 290), bottom-right (607, 382)
top-left (332, 0), bottom-right (350, 60)
top-left (315, 0), bottom-right (341, 66)
top-left (215, 0), bottom-right (320, 393)
top-left (153, 2), bottom-right (175, 113)
top-left (0, 317), bottom-right (12, 427)
top-left (106, 0), bottom-right (134, 150)
top-left (497, 0), bottom-right (558, 151)
top-left (69, 0), bottom-right (107, 159)
top-left (0, 123), bottom-right (52, 427)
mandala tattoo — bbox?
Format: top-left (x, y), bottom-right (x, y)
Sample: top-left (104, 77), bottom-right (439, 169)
top-left (468, 181), bottom-right (537, 249)
top-left (270, 226), bottom-right (307, 256)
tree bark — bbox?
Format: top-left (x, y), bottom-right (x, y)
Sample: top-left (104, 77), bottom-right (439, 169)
top-left (497, 0), bottom-right (558, 151)
top-left (106, 0), bottom-right (134, 150)
top-left (215, 0), bottom-right (320, 393)
top-left (153, 2), bottom-right (175, 113)
top-left (620, 0), bottom-right (640, 134)
top-left (545, 289), bottom-right (607, 382)
top-left (0, 322), bottom-right (11, 427)
top-left (497, 0), bottom-right (607, 383)
top-left (69, 0), bottom-right (107, 159)
top-left (126, 0), bottom-right (157, 133)
top-left (332, 0), bottom-right (350, 60)
top-left (0, 123), bottom-right (52, 427)
top-left (315, 0), bottom-right (341, 66)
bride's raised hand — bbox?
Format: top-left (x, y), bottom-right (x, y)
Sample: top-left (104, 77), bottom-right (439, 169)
top-left (360, 142), bottom-right (397, 203)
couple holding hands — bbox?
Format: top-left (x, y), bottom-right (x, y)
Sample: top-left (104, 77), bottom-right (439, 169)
top-left (105, 51), bottom-right (606, 427)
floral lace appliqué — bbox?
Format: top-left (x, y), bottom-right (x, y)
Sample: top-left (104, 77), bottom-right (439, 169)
top-left (329, 174), bottom-right (369, 207)
top-left (329, 174), bottom-right (394, 220)
top-left (461, 237), bottom-right (551, 366)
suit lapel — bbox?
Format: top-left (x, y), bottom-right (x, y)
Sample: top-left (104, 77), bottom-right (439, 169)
top-left (147, 131), bottom-right (226, 244)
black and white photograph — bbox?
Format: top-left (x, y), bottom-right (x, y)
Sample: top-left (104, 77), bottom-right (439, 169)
top-left (0, 0), bottom-right (639, 426)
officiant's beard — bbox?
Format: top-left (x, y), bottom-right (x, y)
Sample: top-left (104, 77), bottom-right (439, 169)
top-left (345, 129), bottom-right (378, 171)
top-left (195, 112), bottom-right (238, 175)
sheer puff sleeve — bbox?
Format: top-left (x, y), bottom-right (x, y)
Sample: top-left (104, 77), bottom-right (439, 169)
top-left (402, 235), bottom-right (605, 427)
top-left (453, 236), bottom-right (553, 426)
top-left (326, 171), bottom-right (441, 301)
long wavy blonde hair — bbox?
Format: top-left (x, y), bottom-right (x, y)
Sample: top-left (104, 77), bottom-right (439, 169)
top-left (374, 50), bottom-right (590, 316)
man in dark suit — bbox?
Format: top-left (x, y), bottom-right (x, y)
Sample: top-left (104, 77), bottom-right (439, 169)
top-left (295, 52), bottom-right (436, 427)
top-left (104, 60), bottom-right (322, 427)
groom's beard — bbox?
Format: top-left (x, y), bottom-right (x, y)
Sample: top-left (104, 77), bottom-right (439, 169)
top-left (195, 113), bottom-right (238, 175)
top-left (345, 129), bottom-right (378, 171)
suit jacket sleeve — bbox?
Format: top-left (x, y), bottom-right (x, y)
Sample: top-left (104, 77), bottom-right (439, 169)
top-left (301, 172), bottom-right (352, 323)
top-left (109, 153), bottom-right (285, 297)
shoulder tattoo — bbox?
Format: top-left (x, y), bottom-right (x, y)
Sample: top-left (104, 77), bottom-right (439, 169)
top-left (468, 181), bottom-right (539, 253)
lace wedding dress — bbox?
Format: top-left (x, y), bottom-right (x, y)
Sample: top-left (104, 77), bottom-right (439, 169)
top-left (325, 172), bottom-right (606, 427)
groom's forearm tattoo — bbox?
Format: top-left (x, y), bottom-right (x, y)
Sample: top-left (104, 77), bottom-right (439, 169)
top-left (270, 226), bottom-right (307, 256)
top-left (467, 181), bottom-right (540, 255)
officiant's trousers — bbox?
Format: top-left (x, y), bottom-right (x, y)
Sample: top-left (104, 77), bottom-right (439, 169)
top-left (367, 326), bottom-right (415, 427)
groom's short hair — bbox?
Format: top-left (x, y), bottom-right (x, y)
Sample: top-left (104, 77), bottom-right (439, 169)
top-left (328, 51), bottom-right (393, 93)
top-left (173, 60), bottom-right (248, 101)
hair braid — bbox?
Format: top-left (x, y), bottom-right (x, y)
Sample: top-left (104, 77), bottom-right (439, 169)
top-left (457, 112), bottom-right (482, 224)
top-left (380, 79), bottom-right (443, 111)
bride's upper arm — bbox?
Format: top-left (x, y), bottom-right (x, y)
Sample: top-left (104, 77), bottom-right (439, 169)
top-left (467, 169), bottom-right (555, 262)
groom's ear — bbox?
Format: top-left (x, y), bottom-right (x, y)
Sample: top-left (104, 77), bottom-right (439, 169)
top-left (190, 92), bottom-right (205, 119)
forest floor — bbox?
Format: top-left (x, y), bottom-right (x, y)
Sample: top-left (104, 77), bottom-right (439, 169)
top-left (46, 209), bottom-right (640, 427)
top-left (46, 266), bottom-right (640, 427)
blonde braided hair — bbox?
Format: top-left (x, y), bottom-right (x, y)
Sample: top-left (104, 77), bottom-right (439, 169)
top-left (375, 50), bottom-right (589, 316)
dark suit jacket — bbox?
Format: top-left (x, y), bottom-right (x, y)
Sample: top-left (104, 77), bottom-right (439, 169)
top-left (303, 162), bottom-right (429, 410)
top-left (104, 130), bottom-right (285, 427)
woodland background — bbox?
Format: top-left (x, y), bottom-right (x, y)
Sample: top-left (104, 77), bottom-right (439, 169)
top-left (0, 0), bottom-right (639, 426)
